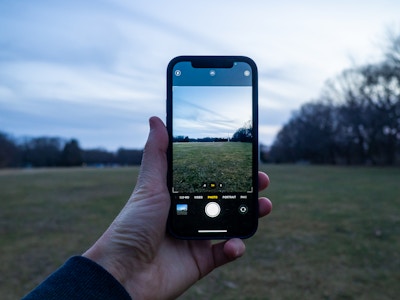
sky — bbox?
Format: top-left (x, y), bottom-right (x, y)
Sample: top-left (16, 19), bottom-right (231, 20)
top-left (1, 0), bottom-right (399, 150)
top-left (173, 86), bottom-right (252, 139)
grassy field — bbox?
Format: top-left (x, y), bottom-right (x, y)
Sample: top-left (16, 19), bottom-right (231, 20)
top-left (173, 142), bottom-right (252, 192)
top-left (1, 165), bottom-right (399, 299)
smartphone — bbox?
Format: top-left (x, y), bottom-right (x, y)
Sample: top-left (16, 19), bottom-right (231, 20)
top-left (166, 56), bottom-right (258, 239)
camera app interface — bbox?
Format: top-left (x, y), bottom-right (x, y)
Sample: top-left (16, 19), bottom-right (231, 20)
top-left (171, 61), bottom-right (255, 235)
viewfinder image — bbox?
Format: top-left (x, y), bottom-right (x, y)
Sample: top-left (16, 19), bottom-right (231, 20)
top-left (172, 76), bottom-right (253, 193)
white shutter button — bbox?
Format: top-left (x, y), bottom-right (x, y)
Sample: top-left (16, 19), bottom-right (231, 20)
top-left (205, 202), bottom-right (220, 218)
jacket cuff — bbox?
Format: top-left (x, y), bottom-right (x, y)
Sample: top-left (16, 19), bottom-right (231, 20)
top-left (22, 256), bottom-right (131, 300)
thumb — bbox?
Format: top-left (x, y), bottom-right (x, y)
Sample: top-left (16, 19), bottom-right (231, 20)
top-left (134, 116), bottom-right (169, 195)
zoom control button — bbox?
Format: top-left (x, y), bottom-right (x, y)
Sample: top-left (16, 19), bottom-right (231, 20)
top-left (205, 202), bottom-right (220, 218)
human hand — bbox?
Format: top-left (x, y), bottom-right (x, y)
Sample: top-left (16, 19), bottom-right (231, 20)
top-left (83, 116), bottom-right (272, 300)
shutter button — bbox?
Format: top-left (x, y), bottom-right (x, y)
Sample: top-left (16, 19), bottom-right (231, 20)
top-left (205, 202), bottom-right (220, 218)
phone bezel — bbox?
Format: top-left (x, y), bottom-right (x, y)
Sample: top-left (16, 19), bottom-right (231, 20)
top-left (166, 56), bottom-right (259, 239)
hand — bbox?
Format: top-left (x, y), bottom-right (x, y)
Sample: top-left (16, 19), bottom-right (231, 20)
top-left (83, 116), bottom-right (272, 300)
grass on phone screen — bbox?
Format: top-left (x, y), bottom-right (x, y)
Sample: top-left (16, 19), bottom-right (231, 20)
top-left (172, 142), bottom-right (252, 193)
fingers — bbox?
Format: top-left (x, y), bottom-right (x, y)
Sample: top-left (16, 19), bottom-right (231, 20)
top-left (258, 197), bottom-right (272, 218)
top-left (211, 238), bottom-right (246, 269)
top-left (258, 171), bottom-right (272, 217)
top-left (258, 171), bottom-right (270, 191)
top-left (223, 238), bottom-right (246, 260)
top-left (210, 172), bottom-right (271, 269)
top-left (200, 172), bottom-right (271, 279)
top-left (207, 196), bottom-right (271, 273)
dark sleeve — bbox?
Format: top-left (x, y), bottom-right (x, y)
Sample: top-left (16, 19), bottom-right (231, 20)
top-left (22, 256), bottom-right (132, 300)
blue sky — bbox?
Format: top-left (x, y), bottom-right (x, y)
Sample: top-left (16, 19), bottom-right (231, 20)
top-left (1, 0), bottom-right (399, 150)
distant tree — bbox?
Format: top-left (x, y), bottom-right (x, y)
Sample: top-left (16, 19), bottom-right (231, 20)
top-left (269, 119), bottom-right (297, 163)
top-left (173, 136), bottom-right (190, 142)
top-left (0, 132), bottom-right (19, 168)
top-left (323, 69), bottom-right (371, 164)
top-left (260, 144), bottom-right (270, 163)
top-left (324, 58), bottom-right (400, 164)
top-left (116, 148), bottom-right (143, 165)
top-left (271, 30), bottom-right (400, 166)
top-left (269, 102), bottom-right (337, 164)
top-left (232, 121), bottom-right (253, 142)
top-left (359, 63), bottom-right (400, 164)
top-left (82, 149), bottom-right (115, 166)
top-left (21, 137), bottom-right (63, 167)
top-left (215, 137), bottom-right (229, 142)
top-left (197, 137), bottom-right (214, 142)
top-left (384, 29), bottom-right (400, 68)
top-left (0, 132), bottom-right (147, 168)
top-left (61, 139), bottom-right (83, 166)
top-left (271, 35), bottom-right (400, 165)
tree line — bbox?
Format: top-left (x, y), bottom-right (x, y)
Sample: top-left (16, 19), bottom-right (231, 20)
top-left (173, 121), bottom-right (253, 143)
top-left (0, 133), bottom-right (143, 168)
top-left (3, 33), bottom-right (399, 167)
top-left (267, 32), bottom-right (400, 166)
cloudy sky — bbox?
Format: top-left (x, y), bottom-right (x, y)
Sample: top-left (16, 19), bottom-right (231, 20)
top-left (173, 86), bottom-right (252, 139)
top-left (1, 0), bottom-right (399, 150)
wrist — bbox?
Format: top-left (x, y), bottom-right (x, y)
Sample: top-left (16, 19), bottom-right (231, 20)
top-left (83, 236), bottom-right (133, 296)
top-left (82, 236), bottom-right (151, 299)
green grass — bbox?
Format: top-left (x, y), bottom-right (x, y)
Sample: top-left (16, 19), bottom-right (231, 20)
top-left (1, 165), bottom-right (399, 299)
top-left (173, 142), bottom-right (252, 192)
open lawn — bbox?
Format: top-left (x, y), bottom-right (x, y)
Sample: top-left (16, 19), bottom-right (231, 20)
top-left (1, 165), bottom-right (399, 299)
top-left (173, 142), bottom-right (252, 193)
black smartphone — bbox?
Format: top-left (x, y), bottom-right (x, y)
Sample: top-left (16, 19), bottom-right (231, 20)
top-left (166, 56), bottom-right (258, 239)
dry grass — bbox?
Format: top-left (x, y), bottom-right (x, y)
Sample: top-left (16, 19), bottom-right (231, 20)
top-left (1, 165), bottom-right (399, 299)
top-left (0, 167), bottom-right (137, 299)
top-left (181, 165), bottom-right (400, 299)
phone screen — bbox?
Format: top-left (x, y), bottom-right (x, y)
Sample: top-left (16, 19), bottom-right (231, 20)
top-left (167, 56), bottom-right (258, 239)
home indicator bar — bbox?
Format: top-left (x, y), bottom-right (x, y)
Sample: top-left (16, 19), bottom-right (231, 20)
top-left (198, 230), bottom-right (228, 233)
